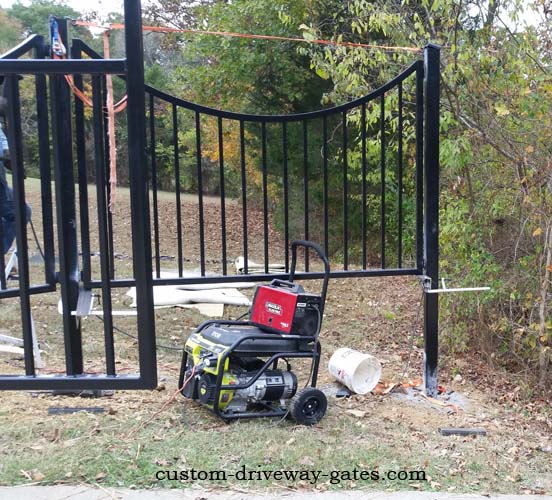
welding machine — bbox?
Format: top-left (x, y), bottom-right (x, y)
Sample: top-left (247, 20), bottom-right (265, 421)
top-left (179, 240), bottom-right (330, 425)
top-left (250, 279), bottom-right (322, 336)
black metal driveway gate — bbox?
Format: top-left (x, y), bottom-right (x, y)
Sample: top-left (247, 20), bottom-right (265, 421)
top-left (0, 1), bottom-right (441, 395)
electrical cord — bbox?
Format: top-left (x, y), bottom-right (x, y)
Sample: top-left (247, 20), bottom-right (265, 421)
top-left (234, 310), bottom-right (250, 321)
top-left (29, 217), bottom-right (45, 261)
top-left (400, 290), bottom-right (425, 383)
top-left (94, 314), bottom-right (184, 352)
top-left (125, 365), bottom-right (197, 439)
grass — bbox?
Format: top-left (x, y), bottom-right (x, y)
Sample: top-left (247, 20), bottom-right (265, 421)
top-left (0, 387), bottom-right (549, 493)
top-left (1, 320), bottom-right (551, 496)
top-left (0, 398), bottom-right (520, 491)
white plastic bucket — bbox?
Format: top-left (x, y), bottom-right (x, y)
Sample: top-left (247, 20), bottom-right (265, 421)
top-left (328, 348), bottom-right (382, 394)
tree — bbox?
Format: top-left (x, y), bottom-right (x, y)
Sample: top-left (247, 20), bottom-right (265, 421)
top-left (8, 0), bottom-right (83, 38)
top-left (144, 0), bottom-right (222, 31)
top-left (170, 0), bottom-right (329, 114)
top-left (144, 0), bottom-right (331, 208)
top-left (301, 0), bottom-right (552, 387)
top-left (0, 8), bottom-right (24, 53)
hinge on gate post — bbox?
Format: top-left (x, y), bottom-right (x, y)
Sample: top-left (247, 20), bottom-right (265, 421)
top-left (419, 275), bottom-right (432, 292)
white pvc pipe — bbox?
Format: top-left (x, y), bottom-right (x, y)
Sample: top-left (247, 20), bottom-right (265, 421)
top-left (71, 310), bottom-right (138, 316)
top-left (425, 286), bottom-right (490, 294)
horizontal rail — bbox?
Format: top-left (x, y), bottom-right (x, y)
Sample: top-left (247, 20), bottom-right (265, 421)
top-left (0, 283), bottom-right (56, 299)
top-left (0, 35), bottom-right (44, 59)
top-left (425, 286), bottom-right (490, 294)
top-left (0, 59), bottom-right (126, 74)
top-left (0, 375), bottom-right (153, 390)
top-left (86, 268), bottom-right (421, 289)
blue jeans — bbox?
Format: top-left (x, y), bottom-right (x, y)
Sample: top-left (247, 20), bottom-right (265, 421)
top-left (0, 177), bottom-right (32, 256)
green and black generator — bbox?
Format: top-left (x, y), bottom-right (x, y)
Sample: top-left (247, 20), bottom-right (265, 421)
top-left (179, 240), bottom-right (330, 425)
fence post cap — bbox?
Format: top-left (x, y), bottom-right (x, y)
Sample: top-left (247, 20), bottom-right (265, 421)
top-left (424, 43), bottom-right (442, 51)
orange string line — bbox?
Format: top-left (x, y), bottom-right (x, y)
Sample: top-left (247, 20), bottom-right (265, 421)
top-left (103, 30), bottom-right (118, 210)
top-left (64, 74), bottom-right (93, 107)
top-left (72, 20), bottom-right (423, 54)
top-left (54, 28), bottom-right (126, 212)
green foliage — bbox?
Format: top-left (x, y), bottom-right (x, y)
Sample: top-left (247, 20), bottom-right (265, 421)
top-left (3, 0), bottom-right (550, 386)
top-left (299, 0), bottom-right (552, 385)
top-left (8, 0), bottom-right (83, 38)
top-left (179, 0), bottom-right (329, 114)
top-left (0, 9), bottom-right (24, 53)
top-left (145, 0), bottom-right (331, 202)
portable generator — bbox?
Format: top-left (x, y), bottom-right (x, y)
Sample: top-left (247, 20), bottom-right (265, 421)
top-left (179, 240), bottom-right (330, 425)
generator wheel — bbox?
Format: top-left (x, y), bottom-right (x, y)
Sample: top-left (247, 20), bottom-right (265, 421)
top-left (289, 387), bottom-right (327, 425)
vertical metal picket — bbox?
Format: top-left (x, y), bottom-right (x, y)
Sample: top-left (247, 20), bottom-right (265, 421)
top-left (73, 41), bottom-right (92, 287)
top-left (0, 20), bottom-right (439, 393)
top-left (5, 76), bottom-right (34, 374)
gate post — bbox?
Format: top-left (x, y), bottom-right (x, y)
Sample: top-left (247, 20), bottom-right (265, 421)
top-left (123, 0), bottom-right (157, 388)
top-left (423, 44), bottom-right (440, 397)
top-left (50, 17), bottom-right (83, 375)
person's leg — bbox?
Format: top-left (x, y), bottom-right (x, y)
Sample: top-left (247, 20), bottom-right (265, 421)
top-left (0, 183), bottom-right (16, 255)
top-left (25, 200), bottom-right (31, 223)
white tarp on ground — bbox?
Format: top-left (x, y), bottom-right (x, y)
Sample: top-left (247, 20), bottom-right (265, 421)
top-left (123, 269), bottom-right (254, 317)
top-left (125, 285), bottom-right (251, 307)
top-left (156, 270), bottom-right (257, 291)
top-left (234, 256), bottom-right (285, 274)
top-left (60, 270), bottom-right (256, 319)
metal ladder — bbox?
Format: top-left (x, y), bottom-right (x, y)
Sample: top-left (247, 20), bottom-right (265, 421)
top-left (0, 246), bottom-right (43, 368)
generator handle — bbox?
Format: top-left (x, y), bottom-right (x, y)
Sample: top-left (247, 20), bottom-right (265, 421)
top-left (289, 239), bottom-right (330, 316)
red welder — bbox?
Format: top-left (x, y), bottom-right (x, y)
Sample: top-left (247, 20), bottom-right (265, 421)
top-left (250, 279), bottom-right (322, 336)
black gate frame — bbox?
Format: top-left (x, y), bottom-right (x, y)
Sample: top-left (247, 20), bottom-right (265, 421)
top-left (0, 1), bottom-right (156, 390)
top-left (0, 1), bottom-right (440, 396)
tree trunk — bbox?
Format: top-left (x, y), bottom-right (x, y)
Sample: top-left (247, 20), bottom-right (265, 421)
top-left (538, 222), bottom-right (552, 387)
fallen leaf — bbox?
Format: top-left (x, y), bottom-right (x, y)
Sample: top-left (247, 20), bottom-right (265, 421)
top-left (533, 227), bottom-right (543, 237)
top-left (346, 409), bottom-right (366, 418)
top-left (31, 470), bottom-right (45, 481)
top-left (371, 381), bottom-right (397, 395)
top-left (299, 456), bottom-right (315, 466)
top-left (50, 428), bottom-right (60, 443)
top-left (95, 471), bottom-right (107, 481)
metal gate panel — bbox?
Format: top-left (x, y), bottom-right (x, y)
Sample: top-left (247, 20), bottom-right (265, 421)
top-left (0, 0), bottom-right (156, 390)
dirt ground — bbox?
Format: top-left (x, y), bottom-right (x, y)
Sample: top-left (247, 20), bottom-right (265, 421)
top-left (0, 179), bottom-right (550, 494)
